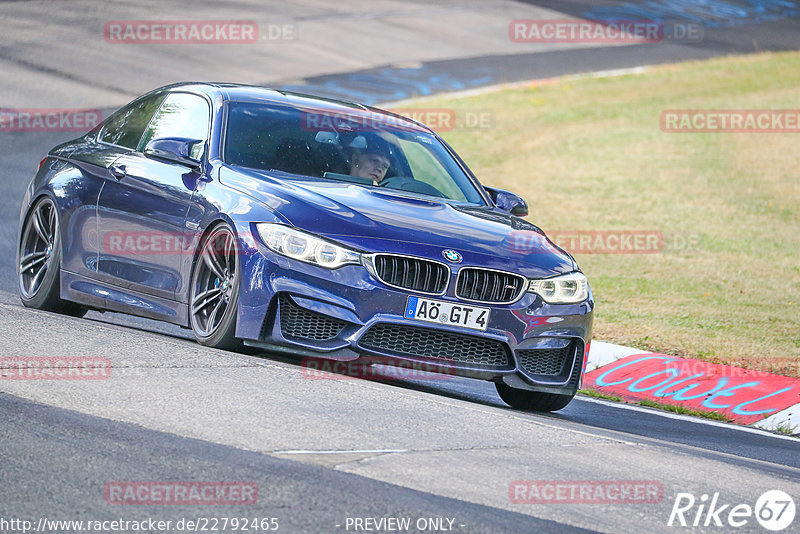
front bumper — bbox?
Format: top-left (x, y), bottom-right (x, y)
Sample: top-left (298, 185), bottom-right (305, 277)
top-left (235, 230), bottom-right (593, 394)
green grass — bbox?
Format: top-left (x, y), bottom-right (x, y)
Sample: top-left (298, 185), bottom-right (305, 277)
top-left (579, 388), bottom-right (735, 422)
top-left (637, 399), bottom-right (733, 422)
top-left (774, 422), bottom-right (798, 436)
top-left (396, 51), bottom-right (800, 376)
top-left (578, 389), bottom-right (624, 402)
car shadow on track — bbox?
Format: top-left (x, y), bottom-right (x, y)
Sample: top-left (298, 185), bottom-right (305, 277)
top-left (15, 298), bottom-right (576, 418)
top-left (8, 281), bottom-right (800, 476)
top-left (83, 307), bottom-right (534, 414)
top-left (11, 298), bottom-right (800, 469)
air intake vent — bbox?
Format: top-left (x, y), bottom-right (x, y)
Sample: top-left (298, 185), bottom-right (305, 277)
top-left (359, 323), bottom-right (511, 368)
top-left (372, 255), bottom-right (449, 294)
top-left (456, 268), bottom-right (526, 303)
top-left (568, 342), bottom-right (585, 389)
top-left (516, 341), bottom-right (582, 382)
top-left (278, 295), bottom-right (348, 341)
top-left (516, 346), bottom-right (572, 376)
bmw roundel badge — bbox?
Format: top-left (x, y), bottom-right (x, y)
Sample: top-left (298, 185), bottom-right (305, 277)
top-left (442, 249), bottom-right (462, 263)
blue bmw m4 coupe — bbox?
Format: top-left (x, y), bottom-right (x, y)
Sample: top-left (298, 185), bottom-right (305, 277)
top-left (18, 82), bottom-right (593, 411)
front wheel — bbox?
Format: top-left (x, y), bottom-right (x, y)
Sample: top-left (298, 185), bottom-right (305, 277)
top-left (495, 382), bottom-right (575, 412)
top-left (189, 223), bottom-right (243, 351)
top-left (18, 196), bottom-right (86, 317)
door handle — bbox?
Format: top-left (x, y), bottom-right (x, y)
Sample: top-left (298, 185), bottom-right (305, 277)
top-left (109, 164), bottom-right (127, 180)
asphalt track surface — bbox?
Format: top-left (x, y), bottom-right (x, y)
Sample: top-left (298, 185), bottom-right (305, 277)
top-left (2, 2), bottom-right (800, 532)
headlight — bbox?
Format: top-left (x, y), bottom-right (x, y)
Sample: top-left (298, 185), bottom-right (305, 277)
top-left (256, 224), bottom-right (361, 269)
top-left (528, 272), bottom-right (589, 304)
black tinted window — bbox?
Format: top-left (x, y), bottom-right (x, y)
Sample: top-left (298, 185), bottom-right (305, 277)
top-left (140, 93), bottom-right (211, 158)
top-left (100, 93), bottom-right (166, 149)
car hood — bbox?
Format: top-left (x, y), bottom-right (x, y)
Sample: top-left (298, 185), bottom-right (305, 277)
top-left (221, 166), bottom-right (575, 277)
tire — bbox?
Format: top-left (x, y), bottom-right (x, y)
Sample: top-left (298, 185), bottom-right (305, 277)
top-left (18, 196), bottom-right (87, 317)
top-left (189, 223), bottom-right (243, 351)
top-left (495, 382), bottom-right (575, 412)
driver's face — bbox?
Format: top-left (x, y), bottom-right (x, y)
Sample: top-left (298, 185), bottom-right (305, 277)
top-left (351, 152), bottom-right (390, 184)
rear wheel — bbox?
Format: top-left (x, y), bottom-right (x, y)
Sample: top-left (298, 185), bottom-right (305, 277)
top-left (495, 382), bottom-right (575, 412)
top-left (18, 197), bottom-right (86, 317)
top-left (189, 223), bottom-right (243, 351)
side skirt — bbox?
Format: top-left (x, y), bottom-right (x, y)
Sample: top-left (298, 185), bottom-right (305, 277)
top-left (60, 270), bottom-right (189, 327)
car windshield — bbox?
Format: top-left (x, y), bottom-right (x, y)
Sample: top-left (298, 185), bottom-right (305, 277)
top-left (223, 102), bottom-right (485, 204)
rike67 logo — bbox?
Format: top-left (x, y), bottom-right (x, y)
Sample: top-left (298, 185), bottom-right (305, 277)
top-left (669, 490), bottom-right (795, 531)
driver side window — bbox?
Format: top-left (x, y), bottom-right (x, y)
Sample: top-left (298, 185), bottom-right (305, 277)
top-left (139, 93), bottom-right (211, 159)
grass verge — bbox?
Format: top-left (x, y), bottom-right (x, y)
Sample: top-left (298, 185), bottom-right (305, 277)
top-left (403, 51), bottom-right (800, 376)
top-left (578, 388), bottom-right (623, 402)
top-left (773, 421), bottom-right (798, 436)
top-left (579, 389), bottom-right (733, 423)
top-left (637, 399), bottom-right (733, 422)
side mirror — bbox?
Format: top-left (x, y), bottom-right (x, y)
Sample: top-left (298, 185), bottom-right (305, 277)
top-left (144, 137), bottom-right (204, 169)
top-left (484, 186), bottom-right (528, 217)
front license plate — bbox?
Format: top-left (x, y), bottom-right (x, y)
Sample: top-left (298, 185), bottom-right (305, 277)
top-left (404, 296), bottom-right (490, 331)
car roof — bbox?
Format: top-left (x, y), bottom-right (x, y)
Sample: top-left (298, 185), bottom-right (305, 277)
top-left (156, 82), bottom-right (432, 134)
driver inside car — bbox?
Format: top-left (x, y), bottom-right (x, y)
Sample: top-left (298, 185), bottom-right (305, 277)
top-left (348, 134), bottom-right (395, 185)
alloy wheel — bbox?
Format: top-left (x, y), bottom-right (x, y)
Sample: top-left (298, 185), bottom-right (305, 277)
top-left (19, 198), bottom-right (57, 299)
top-left (190, 226), bottom-right (238, 338)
